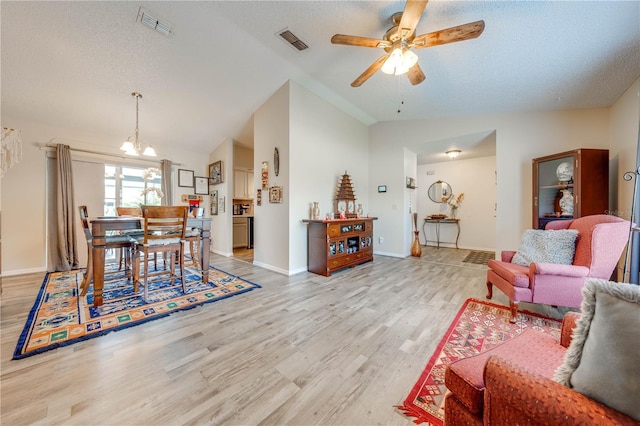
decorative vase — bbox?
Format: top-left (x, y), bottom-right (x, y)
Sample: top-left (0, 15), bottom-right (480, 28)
top-left (450, 207), bottom-right (457, 219)
top-left (411, 212), bottom-right (422, 257)
top-left (312, 202), bottom-right (320, 220)
top-left (411, 231), bottom-right (422, 257)
top-left (356, 203), bottom-right (363, 218)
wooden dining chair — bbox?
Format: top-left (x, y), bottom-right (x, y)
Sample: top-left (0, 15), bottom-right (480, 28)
top-left (131, 206), bottom-right (189, 301)
top-left (115, 206), bottom-right (158, 270)
top-left (78, 205), bottom-right (134, 296)
top-left (138, 205), bottom-right (200, 270)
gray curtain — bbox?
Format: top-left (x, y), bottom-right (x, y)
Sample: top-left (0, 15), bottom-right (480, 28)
top-left (49, 144), bottom-right (78, 271)
top-left (161, 159), bottom-right (173, 206)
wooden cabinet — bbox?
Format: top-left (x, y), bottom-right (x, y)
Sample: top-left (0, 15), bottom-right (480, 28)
top-left (532, 149), bottom-right (609, 229)
top-left (233, 217), bottom-right (248, 248)
top-left (234, 170), bottom-right (254, 199)
top-left (303, 218), bottom-right (376, 276)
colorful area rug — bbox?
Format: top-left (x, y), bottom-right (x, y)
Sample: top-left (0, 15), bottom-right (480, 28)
top-left (462, 251), bottom-right (495, 265)
top-left (13, 264), bottom-right (261, 359)
top-left (396, 298), bottom-right (562, 425)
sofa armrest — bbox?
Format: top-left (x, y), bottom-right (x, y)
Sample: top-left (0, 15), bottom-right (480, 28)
top-left (530, 262), bottom-right (590, 277)
top-left (483, 356), bottom-right (637, 425)
top-left (501, 251), bottom-right (516, 262)
top-left (560, 311), bottom-right (581, 348)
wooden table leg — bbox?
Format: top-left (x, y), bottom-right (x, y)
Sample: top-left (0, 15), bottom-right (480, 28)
top-left (92, 245), bottom-right (105, 306)
top-left (91, 223), bottom-right (106, 307)
top-left (200, 229), bottom-right (210, 283)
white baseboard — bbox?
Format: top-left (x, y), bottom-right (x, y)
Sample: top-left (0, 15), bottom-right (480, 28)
top-left (373, 251), bottom-right (405, 258)
top-left (1, 266), bottom-right (48, 277)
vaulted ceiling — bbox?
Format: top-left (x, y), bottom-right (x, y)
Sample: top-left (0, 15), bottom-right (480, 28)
top-left (2, 1), bottom-right (639, 159)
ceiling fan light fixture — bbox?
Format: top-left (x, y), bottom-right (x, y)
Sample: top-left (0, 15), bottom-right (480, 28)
top-left (446, 149), bottom-right (461, 159)
top-left (381, 47), bottom-right (418, 76)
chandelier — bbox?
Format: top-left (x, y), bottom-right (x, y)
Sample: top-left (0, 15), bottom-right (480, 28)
top-left (120, 92), bottom-right (156, 157)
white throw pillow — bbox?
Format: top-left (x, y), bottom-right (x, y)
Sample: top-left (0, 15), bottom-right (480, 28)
top-left (511, 229), bottom-right (578, 266)
top-left (554, 278), bottom-right (640, 421)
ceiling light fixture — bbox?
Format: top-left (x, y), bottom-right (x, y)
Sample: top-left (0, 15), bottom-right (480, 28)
top-left (120, 92), bottom-right (156, 157)
top-left (381, 41), bottom-right (418, 76)
top-left (446, 149), bottom-right (461, 159)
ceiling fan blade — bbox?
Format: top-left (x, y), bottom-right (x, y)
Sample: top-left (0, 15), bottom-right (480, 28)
top-left (413, 20), bottom-right (485, 49)
top-left (331, 34), bottom-right (390, 49)
top-left (351, 54), bottom-right (388, 87)
top-left (407, 62), bottom-right (426, 85)
top-left (397, 0), bottom-right (428, 39)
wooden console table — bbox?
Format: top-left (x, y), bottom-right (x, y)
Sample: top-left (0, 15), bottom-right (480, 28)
top-left (423, 218), bottom-right (460, 249)
top-left (302, 218), bottom-right (377, 276)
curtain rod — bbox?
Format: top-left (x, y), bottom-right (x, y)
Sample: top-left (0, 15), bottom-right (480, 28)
top-left (36, 142), bottom-right (183, 166)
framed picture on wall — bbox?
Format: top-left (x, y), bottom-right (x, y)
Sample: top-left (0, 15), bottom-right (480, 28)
top-left (210, 190), bottom-right (218, 215)
top-left (194, 176), bottom-right (209, 195)
top-left (178, 169), bottom-right (194, 187)
top-left (269, 186), bottom-right (283, 203)
top-left (209, 161), bottom-right (224, 185)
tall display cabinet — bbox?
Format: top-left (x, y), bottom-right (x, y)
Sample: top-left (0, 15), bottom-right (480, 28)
top-left (532, 149), bottom-right (609, 229)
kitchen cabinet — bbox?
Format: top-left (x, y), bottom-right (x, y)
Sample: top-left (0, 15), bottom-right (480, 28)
top-left (532, 149), bottom-right (609, 229)
top-left (234, 170), bottom-right (254, 199)
top-left (233, 217), bottom-right (248, 248)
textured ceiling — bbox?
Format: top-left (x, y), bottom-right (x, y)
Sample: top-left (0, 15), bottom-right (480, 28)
top-left (2, 1), bottom-right (639, 162)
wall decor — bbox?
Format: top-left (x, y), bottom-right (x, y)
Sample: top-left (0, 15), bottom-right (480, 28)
top-left (209, 160), bottom-right (224, 184)
top-left (269, 186), bottom-right (283, 203)
top-left (378, 185), bottom-right (387, 193)
top-left (219, 196), bottom-right (225, 213)
top-left (274, 147), bottom-right (280, 177)
top-left (180, 194), bottom-right (203, 202)
top-left (178, 169), bottom-right (194, 187)
top-left (194, 176), bottom-right (209, 195)
top-left (210, 190), bottom-right (218, 215)
top-left (256, 189), bottom-right (262, 206)
top-left (406, 177), bottom-right (416, 189)
top-left (261, 161), bottom-right (269, 189)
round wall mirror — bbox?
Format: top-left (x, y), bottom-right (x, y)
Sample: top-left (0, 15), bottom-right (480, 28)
top-left (428, 180), bottom-right (452, 203)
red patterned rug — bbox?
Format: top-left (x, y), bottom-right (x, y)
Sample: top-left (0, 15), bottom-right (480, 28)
top-left (396, 298), bottom-right (562, 425)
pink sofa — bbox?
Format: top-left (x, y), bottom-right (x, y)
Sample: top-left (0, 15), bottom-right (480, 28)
top-left (444, 312), bottom-right (637, 425)
top-left (486, 214), bottom-right (630, 322)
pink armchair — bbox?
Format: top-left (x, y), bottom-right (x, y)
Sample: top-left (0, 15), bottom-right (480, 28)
top-left (486, 214), bottom-right (630, 322)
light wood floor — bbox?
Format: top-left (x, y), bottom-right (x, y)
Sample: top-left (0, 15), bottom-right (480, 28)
top-left (0, 248), bottom-right (564, 425)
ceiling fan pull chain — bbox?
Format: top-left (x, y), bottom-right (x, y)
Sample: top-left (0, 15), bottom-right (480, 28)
top-left (397, 77), bottom-right (405, 114)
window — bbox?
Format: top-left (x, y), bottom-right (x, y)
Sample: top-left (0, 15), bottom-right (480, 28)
top-left (104, 165), bottom-right (162, 215)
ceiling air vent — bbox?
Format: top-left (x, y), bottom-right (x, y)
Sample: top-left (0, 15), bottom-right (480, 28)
top-left (137, 7), bottom-right (172, 37)
top-left (277, 28), bottom-right (309, 51)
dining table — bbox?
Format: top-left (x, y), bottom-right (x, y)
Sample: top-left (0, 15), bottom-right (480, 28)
top-left (89, 216), bottom-right (212, 307)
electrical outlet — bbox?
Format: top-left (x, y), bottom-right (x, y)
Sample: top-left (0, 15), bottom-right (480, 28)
top-left (379, 237), bottom-right (384, 244)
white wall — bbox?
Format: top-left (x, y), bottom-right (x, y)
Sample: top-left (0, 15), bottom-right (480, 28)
top-left (610, 78), bottom-right (639, 222)
top-left (209, 139), bottom-right (233, 257)
top-left (417, 156), bottom-right (497, 251)
top-left (370, 109), bottom-right (613, 256)
top-left (403, 148), bottom-right (418, 256)
top-left (289, 81), bottom-right (369, 273)
top-left (0, 116), bottom-right (212, 276)
top-left (254, 83), bottom-right (291, 274)
top-left (253, 81), bottom-right (369, 275)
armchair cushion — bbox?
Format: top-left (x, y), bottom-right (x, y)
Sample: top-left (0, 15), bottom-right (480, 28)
top-left (487, 259), bottom-right (530, 288)
top-left (554, 278), bottom-right (640, 421)
top-left (511, 229), bottom-right (578, 267)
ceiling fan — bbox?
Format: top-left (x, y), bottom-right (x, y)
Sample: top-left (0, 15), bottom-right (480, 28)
top-left (331, 0), bottom-right (485, 87)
